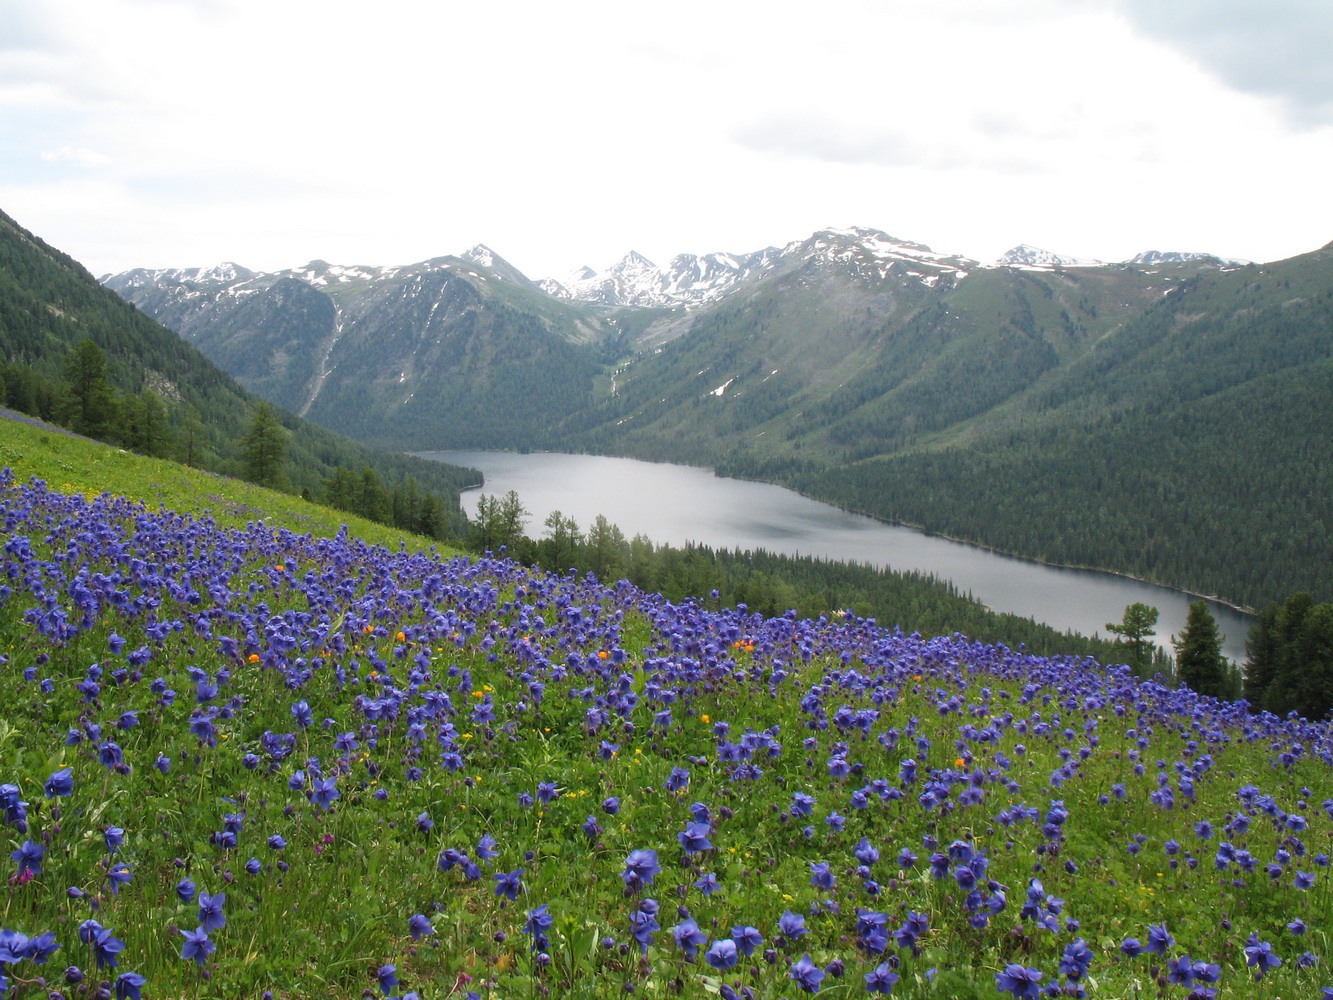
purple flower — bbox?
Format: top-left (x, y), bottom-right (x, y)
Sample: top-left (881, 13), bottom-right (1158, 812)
top-left (1243, 933), bottom-right (1281, 977)
top-left (809, 860), bottom-right (835, 890)
top-left (671, 917), bottom-right (707, 961)
top-left (678, 822), bottom-right (713, 855)
top-left (864, 962), bottom-right (900, 994)
top-left (408, 914), bottom-right (434, 940)
top-left (377, 963), bottom-right (398, 994)
top-left (778, 910), bottom-right (808, 939)
top-left (114, 971), bottom-right (146, 1000)
top-left (623, 849), bottom-right (660, 890)
top-left (705, 938), bottom-right (738, 970)
top-left (179, 926), bottom-right (214, 966)
top-left (995, 963), bottom-right (1043, 999)
top-left (493, 868), bottom-right (524, 901)
top-left (198, 891), bottom-right (226, 932)
top-left (789, 953), bottom-right (825, 993)
top-left (44, 767), bottom-right (74, 798)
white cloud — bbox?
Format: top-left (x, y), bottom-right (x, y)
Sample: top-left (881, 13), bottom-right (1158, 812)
top-left (1, 0), bottom-right (1331, 277)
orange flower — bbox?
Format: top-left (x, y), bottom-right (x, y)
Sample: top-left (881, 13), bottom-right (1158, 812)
top-left (247, 653), bottom-right (260, 663)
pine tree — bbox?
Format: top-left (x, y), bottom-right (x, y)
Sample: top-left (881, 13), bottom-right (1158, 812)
top-left (1242, 602), bottom-right (1281, 708)
top-left (1264, 592), bottom-right (1315, 716)
top-left (62, 339), bottom-right (118, 440)
top-left (240, 401), bottom-right (288, 488)
top-left (1107, 603), bottom-right (1159, 675)
top-left (1174, 601), bottom-right (1227, 699)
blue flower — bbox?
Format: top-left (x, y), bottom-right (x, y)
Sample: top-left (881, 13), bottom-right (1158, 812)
top-left (377, 963), bottom-right (398, 995)
top-left (678, 822), bottom-right (713, 855)
top-left (995, 963), bottom-right (1043, 999)
top-left (179, 926), bottom-right (215, 966)
top-left (705, 937), bottom-right (738, 969)
top-left (1243, 933), bottom-right (1281, 977)
top-left (864, 962), bottom-right (900, 994)
top-left (778, 910), bottom-right (808, 939)
top-left (11, 838), bottom-right (44, 876)
top-left (198, 891), bottom-right (226, 932)
top-left (789, 953), bottom-right (825, 993)
top-left (114, 971), bottom-right (146, 1000)
top-left (408, 914), bottom-right (434, 940)
top-left (623, 849), bottom-right (660, 889)
top-left (693, 872), bottom-right (720, 896)
top-left (308, 777), bottom-right (340, 810)
top-left (44, 767), bottom-right (74, 798)
top-left (493, 868), bottom-right (524, 901)
top-left (671, 917), bottom-right (707, 961)
top-left (731, 925), bottom-right (762, 957)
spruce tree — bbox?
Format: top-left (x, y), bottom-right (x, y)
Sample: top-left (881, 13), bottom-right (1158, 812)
top-left (1174, 600), bottom-right (1227, 699)
top-left (1242, 602), bottom-right (1281, 708)
top-left (240, 401), bottom-right (288, 489)
top-left (1264, 592), bottom-right (1315, 716)
top-left (1107, 603), bottom-right (1159, 675)
top-left (62, 339), bottom-right (118, 440)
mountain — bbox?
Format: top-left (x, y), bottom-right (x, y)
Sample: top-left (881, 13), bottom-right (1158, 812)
top-left (104, 223), bottom-right (1330, 607)
top-left (107, 249), bottom-right (614, 450)
top-left (994, 244), bottom-right (1104, 268)
top-left (0, 208), bottom-right (478, 525)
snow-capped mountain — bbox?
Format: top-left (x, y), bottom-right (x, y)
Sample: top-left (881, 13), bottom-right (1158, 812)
top-left (539, 227), bottom-right (975, 309)
top-left (104, 261), bottom-right (256, 288)
top-left (1128, 250), bottom-right (1250, 267)
top-left (994, 245), bottom-right (1104, 269)
top-left (540, 247), bottom-right (783, 309)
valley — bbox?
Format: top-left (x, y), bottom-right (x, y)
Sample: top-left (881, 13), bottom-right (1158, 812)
top-left (103, 226), bottom-right (1333, 612)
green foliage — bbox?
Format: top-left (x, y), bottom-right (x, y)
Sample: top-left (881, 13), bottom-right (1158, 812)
top-left (240, 400), bottom-right (288, 489)
top-left (1106, 603), bottom-right (1159, 676)
top-left (1174, 600), bottom-right (1230, 698)
top-left (1254, 592), bottom-right (1333, 720)
top-left (0, 207), bottom-right (476, 539)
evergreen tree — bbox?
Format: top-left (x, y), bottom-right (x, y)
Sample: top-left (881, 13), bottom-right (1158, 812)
top-left (585, 513), bottom-right (626, 580)
top-left (356, 467), bottom-right (390, 524)
top-left (1264, 592), bottom-right (1315, 716)
top-left (1242, 602), bottom-right (1282, 708)
top-left (1288, 604), bottom-right (1333, 721)
top-left (540, 510), bottom-right (582, 571)
top-left (240, 401), bottom-right (288, 488)
top-left (1174, 600), bottom-right (1227, 699)
top-left (62, 339), bottom-right (117, 440)
top-left (1107, 603), bottom-right (1159, 675)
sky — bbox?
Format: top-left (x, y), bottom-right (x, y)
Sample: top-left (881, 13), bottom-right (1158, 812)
top-left (2, 0), bottom-right (1331, 280)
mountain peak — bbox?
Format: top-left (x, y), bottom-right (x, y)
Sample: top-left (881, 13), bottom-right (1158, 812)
top-left (611, 251), bottom-right (657, 273)
top-left (996, 245), bottom-right (1103, 269)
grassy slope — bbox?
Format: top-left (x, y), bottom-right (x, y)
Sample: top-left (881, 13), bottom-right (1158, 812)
top-left (1, 410), bottom-right (1331, 999)
top-left (0, 409), bottom-right (458, 553)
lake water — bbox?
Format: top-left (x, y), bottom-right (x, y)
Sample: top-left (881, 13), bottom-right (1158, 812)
top-left (421, 450), bottom-right (1254, 663)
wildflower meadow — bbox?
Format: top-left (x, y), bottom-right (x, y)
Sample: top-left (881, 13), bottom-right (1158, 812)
top-left (1, 463), bottom-right (1332, 1000)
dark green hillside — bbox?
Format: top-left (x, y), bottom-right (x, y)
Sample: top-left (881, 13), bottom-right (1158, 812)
top-left (762, 252), bottom-right (1333, 608)
top-left (0, 208), bottom-right (478, 528)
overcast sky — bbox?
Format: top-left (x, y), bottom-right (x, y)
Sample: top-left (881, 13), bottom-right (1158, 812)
top-left (2, 0), bottom-right (1331, 280)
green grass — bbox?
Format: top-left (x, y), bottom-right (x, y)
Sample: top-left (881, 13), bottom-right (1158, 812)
top-left (0, 409), bottom-right (459, 553)
top-left (1, 415), bottom-right (1331, 1000)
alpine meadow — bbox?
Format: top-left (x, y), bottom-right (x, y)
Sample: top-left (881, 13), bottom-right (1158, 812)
top-left (0, 188), bottom-right (1331, 1000)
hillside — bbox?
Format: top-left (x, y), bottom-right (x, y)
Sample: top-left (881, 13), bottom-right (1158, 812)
top-left (1, 428), bottom-right (1331, 998)
top-left (0, 208), bottom-right (479, 526)
top-left (106, 251), bottom-right (615, 451)
top-left (105, 226), bottom-right (1333, 609)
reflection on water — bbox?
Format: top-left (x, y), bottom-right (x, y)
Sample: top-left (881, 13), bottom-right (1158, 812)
top-left (421, 450), bottom-right (1254, 663)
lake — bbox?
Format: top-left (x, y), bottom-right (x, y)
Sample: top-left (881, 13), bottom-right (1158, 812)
top-left (420, 450), bottom-right (1254, 663)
